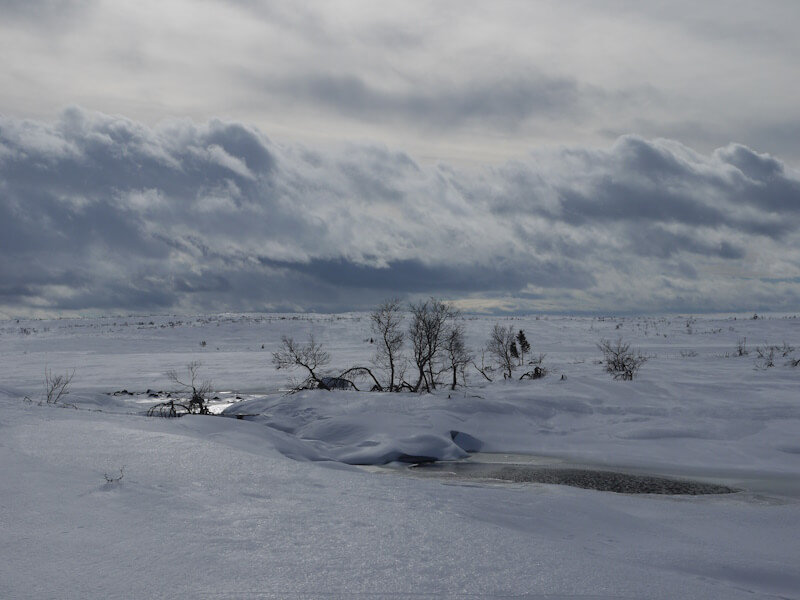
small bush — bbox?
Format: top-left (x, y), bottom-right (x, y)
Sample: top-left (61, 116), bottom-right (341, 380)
top-left (149, 361), bottom-right (213, 416)
top-left (753, 342), bottom-right (796, 369)
top-left (519, 366), bottom-right (547, 380)
top-left (44, 367), bottom-right (75, 404)
top-left (597, 338), bottom-right (647, 380)
top-left (736, 338), bottom-right (748, 357)
top-left (754, 345), bottom-right (775, 369)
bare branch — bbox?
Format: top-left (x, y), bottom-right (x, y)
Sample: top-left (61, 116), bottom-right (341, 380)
top-left (272, 335), bottom-right (332, 391)
top-left (44, 367), bottom-right (75, 404)
top-left (338, 366), bottom-right (384, 392)
top-left (472, 349), bottom-right (495, 382)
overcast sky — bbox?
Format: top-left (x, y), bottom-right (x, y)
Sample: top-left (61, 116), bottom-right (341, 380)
top-left (2, 0), bottom-right (800, 317)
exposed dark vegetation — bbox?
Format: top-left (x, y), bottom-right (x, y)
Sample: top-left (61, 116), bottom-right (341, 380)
top-left (147, 361), bottom-right (213, 417)
top-left (754, 341), bottom-right (796, 369)
top-left (269, 299), bottom-right (547, 394)
top-left (597, 338), bottom-right (647, 380)
top-left (44, 367), bottom-right (75, 404)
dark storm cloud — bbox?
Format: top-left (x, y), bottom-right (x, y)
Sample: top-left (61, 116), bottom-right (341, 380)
top-left (623, 226), bottom-right (745, 260)
top-left (500, 136), bottom-right (799, 239)
top-left (2, 109), bottom-right (800, 316)
top-left (259, 257), bottom-right (595, 294)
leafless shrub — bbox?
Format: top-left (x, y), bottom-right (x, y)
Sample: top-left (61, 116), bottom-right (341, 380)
top-left (529, 352), bottom-right (547, 366)
top-left (685, 316), bottom-right (696, 335)
top-left (147, 399), bottom-right (187, 418)
top-left (519, 366), bottom-right (547, 380)
top-left (272, 334), bottom-right (332, 391)
top-left (736, 338), bottom-right (749, 356)
top-left (754, 345), bottom-right (776, 369)
top-left (472, 349), bottom-right (495, 383)
top-left (749, 341), bottom-right (797, 369)
top-left (44, 367), bottom-right (75, 404)
top-left (597, 338), bottom-right (647, 380)
top-left (149, 361), bottom-right (212, 416)
top-left (166, 361), bottom-right (213, 413)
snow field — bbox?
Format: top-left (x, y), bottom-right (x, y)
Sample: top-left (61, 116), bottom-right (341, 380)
top-left (1, 312), bottom-right (799, 598)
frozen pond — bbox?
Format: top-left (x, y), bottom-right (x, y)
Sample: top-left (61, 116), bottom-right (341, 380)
top-left (411, 461), bottom-right (737, 495)
top-left (370, 453), bottom-right (800, 498)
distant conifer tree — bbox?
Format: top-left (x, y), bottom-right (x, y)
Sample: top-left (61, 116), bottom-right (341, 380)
top-left (516, 330), bottom-right (531, 365)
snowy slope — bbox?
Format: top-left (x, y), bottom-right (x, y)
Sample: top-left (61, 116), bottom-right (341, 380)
top-left (2, 313), bottom-right (799, 598)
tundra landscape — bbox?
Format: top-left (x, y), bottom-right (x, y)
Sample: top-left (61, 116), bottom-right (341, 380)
top-left (2, 311), bottom-right (799, 598)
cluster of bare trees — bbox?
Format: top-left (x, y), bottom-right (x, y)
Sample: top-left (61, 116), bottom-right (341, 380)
top-left (480, 325), bottom-right (546, 381)
top-left (407, 298), bottom-right (470, 392)
top-left (272, 298), bottom-right (553, 394)
top-left (273, 298), bottom-right (472, 393)
top-left (138, 307), bottom-right (654, 419)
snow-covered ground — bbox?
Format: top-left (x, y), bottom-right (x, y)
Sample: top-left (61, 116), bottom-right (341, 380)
top-left (2, 312), bottom-right (799, 599)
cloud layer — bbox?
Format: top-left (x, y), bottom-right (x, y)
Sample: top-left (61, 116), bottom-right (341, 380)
top-left (2, 108), bottom-right (799, 316)
top-left (2, 1), bottom-right (800, 166)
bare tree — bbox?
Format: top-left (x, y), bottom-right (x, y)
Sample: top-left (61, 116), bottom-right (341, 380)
top-left (486, 324), bottom-right (516, 379)
top-left (370, 298), bottom-right (405, 391)
top-left (272, 334), bottom-right (332, 390)
top-left (44, 367), bottom-right (75, 404)
top-left (408, 298), bottom-right (457, 392)
top-left (444, 320), bottom-right (472, 390)
top-left (166, 361), bottom-right (213, 414)
top-left (597, 338), bottom-right (647, 380)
